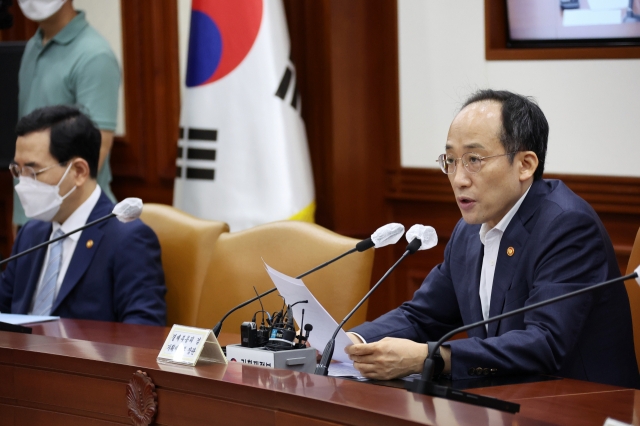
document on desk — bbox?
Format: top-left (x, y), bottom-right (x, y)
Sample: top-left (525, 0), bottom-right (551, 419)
top-left (0, 313), bottom-right (59, 325)
top-left (265, 263), bottom-right (354, 364)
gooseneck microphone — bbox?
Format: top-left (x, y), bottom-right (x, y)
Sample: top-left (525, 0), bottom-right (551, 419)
top-left (211, 223), bottom-right (406, 337)
top-left (0, 198), bottom-right (143, 267)
top-left (405, 267), bottom-right (640, 414)
top-left (314, 224), bottom-right (438, 376)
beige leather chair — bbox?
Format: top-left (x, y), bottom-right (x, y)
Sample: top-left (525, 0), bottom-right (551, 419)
top-left (195, 221), bottom-right (375, 336)
top-left (140, 204), bottom-right (229, 327)
top-left (625, 227), bottom-right (640, 372)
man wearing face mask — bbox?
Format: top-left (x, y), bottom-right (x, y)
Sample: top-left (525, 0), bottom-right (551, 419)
top-left (0, 105), bottom-right (167, 326)
top-left (13, 0), bottom-right (119, 230)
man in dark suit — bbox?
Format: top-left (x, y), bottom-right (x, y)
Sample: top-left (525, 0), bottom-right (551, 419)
top-left (0, 105), bottom-right (166, 326)
top-left (346, 90), bottom-right (639, 388)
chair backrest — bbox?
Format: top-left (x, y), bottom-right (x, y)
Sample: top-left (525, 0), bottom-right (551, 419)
top-left (625, 227), bottom-right (640, 372)
top-left (140, 204), bottom-right (229, 327)
top-left (195, 221), bottom-right (375, 336)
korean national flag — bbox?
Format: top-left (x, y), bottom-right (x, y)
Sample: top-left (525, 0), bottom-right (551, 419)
top-left (174, 0), bottom-right (315, 231)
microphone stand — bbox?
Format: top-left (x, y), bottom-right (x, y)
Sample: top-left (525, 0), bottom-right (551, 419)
top-left (315, 238), bottom-right (422, 375)
top-left (405, 270), bottom-right (640, 414)
top-left (212, 246), bottom-right (360, 337)
top-left (0, 213), bottom-right (116, 267)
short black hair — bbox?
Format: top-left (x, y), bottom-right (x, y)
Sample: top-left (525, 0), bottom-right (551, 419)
top-left (15, 105), bottom-right (100, 178)
top-left (462, 89), bottom-right (548, 180)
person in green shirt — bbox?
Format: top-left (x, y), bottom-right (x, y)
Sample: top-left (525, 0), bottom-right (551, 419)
top-left (15, 0), bottom-right (119, 228)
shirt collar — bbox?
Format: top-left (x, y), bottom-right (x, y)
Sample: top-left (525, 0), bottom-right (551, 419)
top-left (479, 184), bottom-right (532, 245)
top-left (53, 185), bottom-right (102, 240)
top-left (37, 10), bottom-right (88, 46)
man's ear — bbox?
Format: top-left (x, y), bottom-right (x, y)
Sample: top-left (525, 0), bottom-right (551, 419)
top-left (71, 158), bottom-right (91, 186)
top-left (518, 151), bottom-right (539, 182)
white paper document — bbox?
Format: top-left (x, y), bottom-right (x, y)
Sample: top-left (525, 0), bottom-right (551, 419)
top-left (326, 361), bottom-right (365, 378)
top-left (0, 313), bottom-right (59, 325)
top-left (563, 9), bottom-right (623, 26)
top-left (265, 263), bottom-right (354, 364)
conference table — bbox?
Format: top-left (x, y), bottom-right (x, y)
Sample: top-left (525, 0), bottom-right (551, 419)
top-left (0, 319), bottom-right (638, 425)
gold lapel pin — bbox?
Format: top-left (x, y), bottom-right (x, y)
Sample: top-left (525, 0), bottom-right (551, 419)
top-left (86, 240), bottom-right (94, 249)
top-left (506, 247), bottom-right (515, 257)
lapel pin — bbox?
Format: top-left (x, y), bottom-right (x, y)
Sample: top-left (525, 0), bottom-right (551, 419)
top-left (86, 240), bottom-right (94, 249)
top-left (506, 247), bottom-right (515, 256)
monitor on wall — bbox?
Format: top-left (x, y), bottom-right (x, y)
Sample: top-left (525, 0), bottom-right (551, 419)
top-left (506, 0), bottom-right (640, 48)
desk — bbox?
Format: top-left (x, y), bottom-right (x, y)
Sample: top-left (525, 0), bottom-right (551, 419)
top-left (0, 319), bottom-right (637, 425)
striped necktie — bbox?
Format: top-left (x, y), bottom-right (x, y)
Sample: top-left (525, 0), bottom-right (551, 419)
top-left (32, 228), bottom-right (65, 316)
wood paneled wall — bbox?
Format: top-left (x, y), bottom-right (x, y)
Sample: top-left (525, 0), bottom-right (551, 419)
top-left (2, 0), bottom-right (639, 321)
top-left (110, 1), bottom-right (179, 204)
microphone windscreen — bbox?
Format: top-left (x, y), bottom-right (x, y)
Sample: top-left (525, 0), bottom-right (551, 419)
top-left (112, 198), bottom-right (143, 223)
top-left (371, 223), bottom-right (405, 248)
top-left (405, 224), bottom-right (438, 250)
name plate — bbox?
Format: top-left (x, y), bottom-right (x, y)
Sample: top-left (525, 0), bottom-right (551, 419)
top-left (157, 324), bottom-right (227, 367)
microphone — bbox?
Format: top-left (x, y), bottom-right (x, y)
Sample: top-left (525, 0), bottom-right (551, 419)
top-left (0, 198), bottom-right (144, 267)
top-left (111, 197), bottom-right (143, 223)
top-left (355, 222), bottom-right (406, 252)
top-left (404, 266), bottom-right (640, 414)
top-left (211, 223), bottom-right (406, 337)
top-left (304, 323), bottom-right (313, 339)
top-left (314, 225), bottom-right (438, 376)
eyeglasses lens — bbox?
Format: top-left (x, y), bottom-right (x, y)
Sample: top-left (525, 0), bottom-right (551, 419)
top-left (462, 153), bottom-right (482, 173)
top-left (9, 164), bottom-right (36, 180)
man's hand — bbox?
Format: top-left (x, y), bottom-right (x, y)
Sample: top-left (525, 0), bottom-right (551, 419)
top-left (344, 337), bottom-right (428, 380)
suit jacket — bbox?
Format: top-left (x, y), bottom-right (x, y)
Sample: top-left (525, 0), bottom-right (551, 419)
top-left (352, 179), bottom-right (639, 388)
top-left (0, 192), bottom-right (166, 326)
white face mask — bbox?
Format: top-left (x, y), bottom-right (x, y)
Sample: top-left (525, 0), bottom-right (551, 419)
top-left (15, 163), bottom-right (77, 222)
top-left (18, 0), bottom-right (66, 22)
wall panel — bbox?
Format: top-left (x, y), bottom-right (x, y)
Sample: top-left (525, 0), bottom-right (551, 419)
top-left (111, 0), bottom-right (179, 203)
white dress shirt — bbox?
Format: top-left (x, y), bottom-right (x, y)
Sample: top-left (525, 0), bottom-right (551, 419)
top-left (29, 186), bottom-right (102, 313)
top-left (478, 185), bottom-right (531, 328)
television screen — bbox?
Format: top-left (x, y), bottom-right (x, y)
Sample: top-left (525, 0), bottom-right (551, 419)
top-left (506, 0), bottom-right (640, 47)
